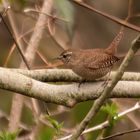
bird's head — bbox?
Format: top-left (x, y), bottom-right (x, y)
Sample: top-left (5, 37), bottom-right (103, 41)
top-left (55, 50), bottom-right (73, 64)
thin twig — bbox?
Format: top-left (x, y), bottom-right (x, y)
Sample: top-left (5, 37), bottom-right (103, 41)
top-left (4, 20), bottom-right (65, 67)
top-left (4, 22), bottom-right (52, 67)
top-left (4, 43), bottom-right (16, 67)
top-left (19, 7), bottom-right (66, 50)
top-left (2, 5), bottom-right (10, 15)
top-left (22, 37), bottom-right (51, 66)
top-left (24, 8), bottom-right (68, 23)
top-left (70, 0), bottom-right (140, 32)
top-left (127, 0), bottom-right (133, 19)
top-left (100, 128), bottom-right (140, 140)
top-left (0, 12), bottom-right (30, 69)
top-left (0, 5), bottom-right (10, 22)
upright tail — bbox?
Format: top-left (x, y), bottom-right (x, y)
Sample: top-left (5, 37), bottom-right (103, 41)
top-left (105, 29), bottom-right (124, 55)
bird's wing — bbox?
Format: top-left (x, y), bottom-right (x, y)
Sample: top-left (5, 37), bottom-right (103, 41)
top-left (84, 54), bottom-right (119, 70)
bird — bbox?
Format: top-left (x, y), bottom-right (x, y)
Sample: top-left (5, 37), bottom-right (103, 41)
top-left (56, 31), bottom-right (123, 81)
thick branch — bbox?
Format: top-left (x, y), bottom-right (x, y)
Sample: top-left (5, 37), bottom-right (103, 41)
top-left (0, 69), bottom-right (140, 107)
top-left (0, 68), bottom-right (140, 82)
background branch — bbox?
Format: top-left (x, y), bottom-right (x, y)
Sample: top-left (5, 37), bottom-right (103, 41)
top-left (71, 0), bottom-right (140, 32)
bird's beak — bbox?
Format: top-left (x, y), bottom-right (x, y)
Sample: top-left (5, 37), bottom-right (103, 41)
top-left (52, 55), bottom-right (62, 60)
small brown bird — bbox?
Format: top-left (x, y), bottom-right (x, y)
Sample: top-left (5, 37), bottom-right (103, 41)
top-left (56, 31), bottom-right (123, 81)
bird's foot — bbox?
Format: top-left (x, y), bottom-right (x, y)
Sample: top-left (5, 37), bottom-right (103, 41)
top-left (78, 79), bottom-right (86, 88)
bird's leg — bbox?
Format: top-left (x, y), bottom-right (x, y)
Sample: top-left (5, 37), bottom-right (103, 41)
top-left (78, 79), bottom-right (87, 88)
top-left (100, 67), bottom-right (112, 92)
top-left (102, 71), bottom-right (111, 87)
top-left (78, 79), bottom-right (97, 88)
top-left (96, 68), bottom-right (113, 94)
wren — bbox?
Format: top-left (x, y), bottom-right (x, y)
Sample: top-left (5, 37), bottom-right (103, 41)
top-left (56, 31), bottom-right (123, 81)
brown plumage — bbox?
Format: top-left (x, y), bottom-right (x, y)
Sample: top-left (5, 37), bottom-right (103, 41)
top-left (56, 31), bottom-right (123, 80)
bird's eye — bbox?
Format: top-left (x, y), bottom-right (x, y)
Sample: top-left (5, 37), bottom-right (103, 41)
top-left (63, 54), bottom-right (67, 58)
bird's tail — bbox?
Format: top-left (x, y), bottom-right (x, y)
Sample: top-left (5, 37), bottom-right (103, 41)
top-left (105, 28), bottom-right (124, 55)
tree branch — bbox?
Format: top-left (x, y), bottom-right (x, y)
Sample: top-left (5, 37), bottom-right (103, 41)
top-left (70, 0), bottom-right (140, 32)
top-left (0, 69), bottom-right (140, 107)
top-left (100, 128), bottom-right (140, 140)
top-left (0, 68), bottom-right (140, 82)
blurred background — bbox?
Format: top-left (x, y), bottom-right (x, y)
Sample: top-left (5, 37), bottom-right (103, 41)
top-left (0, 0), bottom-right (140, 140)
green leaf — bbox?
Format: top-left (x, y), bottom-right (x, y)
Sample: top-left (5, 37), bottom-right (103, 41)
top-left (45, 115), bottom-right (63, 135)
top-left (0, 130), bottom-right (20, 140)
top-left (101, 103), bottom-right (119, 126)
